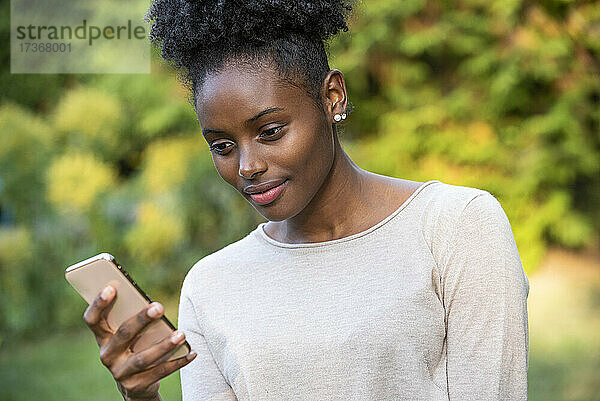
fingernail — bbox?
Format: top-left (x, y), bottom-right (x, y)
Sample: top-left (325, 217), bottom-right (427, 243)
top-left (101, 285), bottom-right (115, 301)
top-left (170, 330), bottom-right (184, 344)
top-left (186, 351), bottom-right (197, 360)
top-left (147, 302), bottom-right (163, 318)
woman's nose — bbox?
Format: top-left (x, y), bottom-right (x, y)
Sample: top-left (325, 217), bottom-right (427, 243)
top-left (238, 146), bottom-right (267, 180)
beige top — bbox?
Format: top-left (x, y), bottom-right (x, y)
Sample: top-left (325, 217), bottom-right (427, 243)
top-left (178, 180), bottom-right (530, 400)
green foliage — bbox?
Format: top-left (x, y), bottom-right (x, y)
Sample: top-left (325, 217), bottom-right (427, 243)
top-left (0, 0), bottom-right (598, 341)
top-left (331, 0), bottom-right (600, 270)
top-left (0, 69), bottom-right (263, 339)
top-left (0, 104), bottom-right (53, 223)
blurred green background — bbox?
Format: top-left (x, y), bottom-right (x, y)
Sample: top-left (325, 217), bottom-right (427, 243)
top-left (0, 0), bottom-right (599, 400)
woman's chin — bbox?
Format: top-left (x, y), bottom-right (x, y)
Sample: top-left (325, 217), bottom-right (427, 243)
top-left (253, 206), bottom-right (289, 222)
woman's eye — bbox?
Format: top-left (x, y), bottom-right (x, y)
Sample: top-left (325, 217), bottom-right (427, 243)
top-left (260, 126), bottom-right (284, 140)
top-left (210, 142), bottom-right (233, 154)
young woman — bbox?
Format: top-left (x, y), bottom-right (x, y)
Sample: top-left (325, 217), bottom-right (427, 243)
top-left (83, 1), bottom-right (530, 400)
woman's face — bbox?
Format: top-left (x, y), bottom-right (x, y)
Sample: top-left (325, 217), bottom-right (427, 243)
top-left (194, 62), bottom-right (337, 222)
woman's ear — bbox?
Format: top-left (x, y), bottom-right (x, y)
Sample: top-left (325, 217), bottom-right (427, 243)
top-left (322, 69), bottom-right (348, 122)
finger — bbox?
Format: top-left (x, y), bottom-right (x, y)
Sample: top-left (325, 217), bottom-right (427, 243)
top-left (104, 302), bottom-right (164, 360)
top-left (113, 330), bottom-right (188, 380)
top-left (83, 285), bottom-right (117, 345)
top-left (119, 351), bottom-right (197, 393)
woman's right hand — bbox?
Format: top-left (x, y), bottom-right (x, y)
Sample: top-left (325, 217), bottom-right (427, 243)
top-left (83, 285), bottom-right (197, 401)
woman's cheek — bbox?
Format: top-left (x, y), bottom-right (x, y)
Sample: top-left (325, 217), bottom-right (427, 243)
top-left (212, 156), bottom-right (237, 188)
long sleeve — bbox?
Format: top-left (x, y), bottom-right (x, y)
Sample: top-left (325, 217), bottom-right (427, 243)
top-left (441, 192), bottom-right (529, 400)
top-left (178, 290), bottom-right (238, 401)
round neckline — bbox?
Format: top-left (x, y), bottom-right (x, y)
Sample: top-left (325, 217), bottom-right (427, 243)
top-left (255, 180), bottom-right (440, 249)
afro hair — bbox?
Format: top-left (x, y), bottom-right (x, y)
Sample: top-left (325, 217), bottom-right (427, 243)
top-left (145, 0), bottom-right (356, 105)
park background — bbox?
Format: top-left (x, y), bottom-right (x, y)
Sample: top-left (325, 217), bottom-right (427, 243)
top-left (0, 0), bottom-right (599, 399)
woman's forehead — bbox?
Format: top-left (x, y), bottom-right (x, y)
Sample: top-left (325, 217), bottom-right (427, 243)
top-left (195, 64), bottom-right (312, 124)
top-left (200, 67), bottom-right (272, 102)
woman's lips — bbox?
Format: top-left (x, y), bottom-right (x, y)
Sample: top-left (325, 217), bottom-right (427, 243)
top-left (249, 180), bottom-right (288, 205)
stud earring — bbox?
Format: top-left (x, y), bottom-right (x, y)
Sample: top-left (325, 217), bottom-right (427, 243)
top-left (334, 114), bottom-right (342, 122)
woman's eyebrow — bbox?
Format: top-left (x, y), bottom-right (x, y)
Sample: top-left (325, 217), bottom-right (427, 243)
top-left (201, 128), bottom-right (225, 136)
top-left (247, 107), bottom-right (285, 123)
top-left (202, 107), bottom-right (286, 137)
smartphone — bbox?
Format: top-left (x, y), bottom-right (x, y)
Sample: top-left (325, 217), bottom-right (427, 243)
top-left (65, 252), bottom-right (190, 363)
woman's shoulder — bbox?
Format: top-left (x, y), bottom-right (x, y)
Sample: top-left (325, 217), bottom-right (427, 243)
top-left (420, 179), bottom-right (489, 206)
top-left (417, 180), bottom-right (501, 222)
top-left (418, 181), bottom-right (510, 261)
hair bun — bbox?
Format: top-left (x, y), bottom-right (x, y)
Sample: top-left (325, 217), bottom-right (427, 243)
top-left (147, 0), bottom-right (355, 68)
